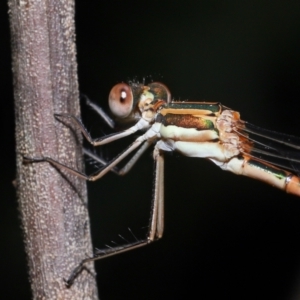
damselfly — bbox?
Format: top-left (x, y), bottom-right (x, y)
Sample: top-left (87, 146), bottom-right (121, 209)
top-left (24, 82), bottom-right (300, 286)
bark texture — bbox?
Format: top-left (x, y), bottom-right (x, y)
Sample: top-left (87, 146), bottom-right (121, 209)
top-left (8, 0), bottom-right (99, 298)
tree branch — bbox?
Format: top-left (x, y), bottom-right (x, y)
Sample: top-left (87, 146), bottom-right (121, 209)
top-left (8, 0), bottom-right (98, 298)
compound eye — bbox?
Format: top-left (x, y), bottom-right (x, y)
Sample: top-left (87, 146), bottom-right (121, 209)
top-left (148, 82), bottom-right (171, 103)
top-left (108, 83), bottom-right (133, 118)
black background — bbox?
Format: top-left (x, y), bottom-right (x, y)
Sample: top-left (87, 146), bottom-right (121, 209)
top-left (1, 1), bottom-right (300, 299)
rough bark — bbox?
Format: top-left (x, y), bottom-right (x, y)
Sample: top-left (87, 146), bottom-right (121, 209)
top-left (8, 0), bottom-right (99, 298)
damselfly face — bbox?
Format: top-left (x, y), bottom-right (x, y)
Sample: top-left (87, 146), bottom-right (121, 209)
top-left (108, 82), bottom-right (171, 123)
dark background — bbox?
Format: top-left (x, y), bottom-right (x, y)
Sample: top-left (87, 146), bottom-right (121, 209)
top-left (1, 1), bottom-right (300, 299)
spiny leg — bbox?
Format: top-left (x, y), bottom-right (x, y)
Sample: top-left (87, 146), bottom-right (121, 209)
top-left (84, 139), bottom-right (154, 176)
top-left (83, 148), bottom-right (120, 175)
top-left (81, 94), bottom-right (115, 129)
top-left (55, 113), bottom-right (150, 146)
top-left (150, 147), bottom-right (164, 240)
top-left (25, 119), bottom-right (159, 182)
top-left (65, 148), bottom-right (165, 287)
top-left (24, 116), bottom-right (164, 285)
top-left (24, 138), bottom-right (146, 181)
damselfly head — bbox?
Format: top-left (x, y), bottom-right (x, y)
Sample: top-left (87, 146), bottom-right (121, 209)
top-left (108, 82), bottom-right (171, 122)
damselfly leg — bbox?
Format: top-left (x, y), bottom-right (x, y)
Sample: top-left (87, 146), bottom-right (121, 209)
top-left (24, 83), bottom-right (170, 285)
top-left (25, 142), bottom-right (164, 286)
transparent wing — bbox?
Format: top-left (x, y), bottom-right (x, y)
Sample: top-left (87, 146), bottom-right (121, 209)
top-left (236, 121), bottom-right (300, 176)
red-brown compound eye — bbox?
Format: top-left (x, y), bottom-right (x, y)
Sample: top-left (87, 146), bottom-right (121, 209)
top-left (108, 83), bottom-right (133, 118)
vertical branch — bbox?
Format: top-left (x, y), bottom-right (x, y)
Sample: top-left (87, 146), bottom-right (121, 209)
top-left (8, 0), bottom-right (99, 298)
